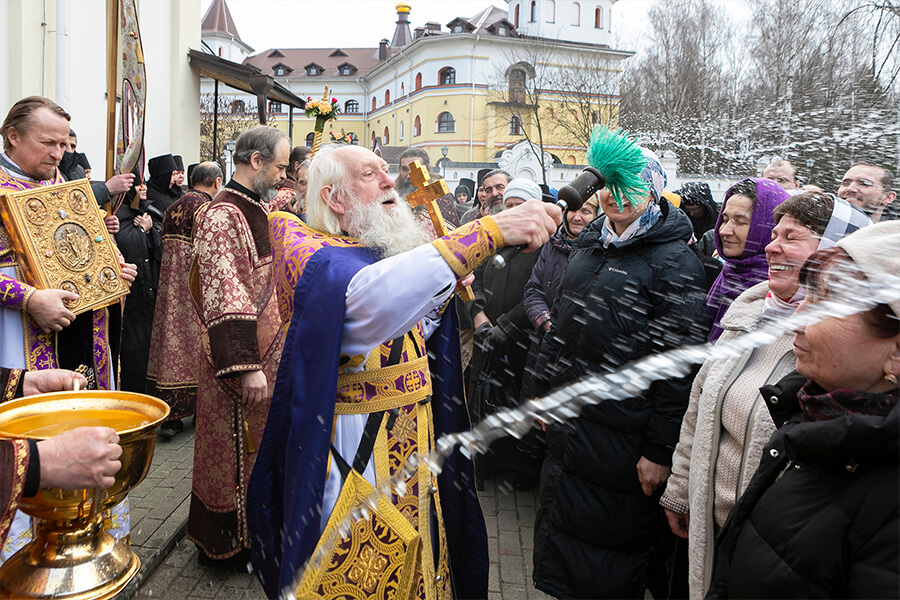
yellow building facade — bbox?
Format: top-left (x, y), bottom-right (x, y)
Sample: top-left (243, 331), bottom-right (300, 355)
top-left (204, 1), bottom-right (632, 171)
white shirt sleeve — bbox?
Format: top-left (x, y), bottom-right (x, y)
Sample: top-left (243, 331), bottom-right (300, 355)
top-left (341, 244), bottom-right (457, 356)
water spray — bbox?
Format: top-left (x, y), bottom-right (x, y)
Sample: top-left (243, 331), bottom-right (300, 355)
top-left (280, 263), bottom-right (900, 599)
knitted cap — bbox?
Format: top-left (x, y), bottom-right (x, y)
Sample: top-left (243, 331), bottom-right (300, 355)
top-left (676, 181), bottom-right (713, 207)
top-left (503, 178), bottom-right (542, 204)
top-left (836, 220), bottom-right (900, 319)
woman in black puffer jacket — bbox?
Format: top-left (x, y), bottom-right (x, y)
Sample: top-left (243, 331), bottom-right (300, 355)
top-left (532, 150), bottom-right (706, 598)
top-left (707, 223), bottom-right (900, 599)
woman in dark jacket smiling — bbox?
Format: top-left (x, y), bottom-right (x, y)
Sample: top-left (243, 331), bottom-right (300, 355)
top-left (532, 150), bottom-right (706, 598)
top-left (707, 221), bottom-right (900, 599)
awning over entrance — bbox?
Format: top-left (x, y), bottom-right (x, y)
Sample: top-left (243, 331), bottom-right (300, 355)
top-left (188, 48), bottom-right (305, 124)
top-left (189, 49), bottom-right (305, 162)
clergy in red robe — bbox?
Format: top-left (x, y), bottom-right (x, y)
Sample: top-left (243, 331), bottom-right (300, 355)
top-left (186, 126), bottom-right (289, 567)
top-left (146, 162), bottom-right (222, 440)
top-left (271, 174), bottom-right (297, 214)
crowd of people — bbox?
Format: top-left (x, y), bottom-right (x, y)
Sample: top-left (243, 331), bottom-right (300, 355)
top-left (0, 94), bottom-right (896, 600)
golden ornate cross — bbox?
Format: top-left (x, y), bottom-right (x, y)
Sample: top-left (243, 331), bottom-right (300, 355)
top-left (168, 204), bottom-right (184, 226)
top-left (406, 160), bottom-right (474, 302)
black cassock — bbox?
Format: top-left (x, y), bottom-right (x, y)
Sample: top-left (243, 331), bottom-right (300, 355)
top-left (114, 197), bottom-right (161, 392)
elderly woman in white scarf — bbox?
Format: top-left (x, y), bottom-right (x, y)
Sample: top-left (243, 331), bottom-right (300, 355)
top-left (660, 192), bottom-right (871, 598)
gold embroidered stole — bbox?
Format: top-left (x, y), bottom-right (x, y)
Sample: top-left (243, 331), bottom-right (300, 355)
top-left (267, 211), bottom-right (360, 327)
top-left (298, 330), bottom-right (451, 600)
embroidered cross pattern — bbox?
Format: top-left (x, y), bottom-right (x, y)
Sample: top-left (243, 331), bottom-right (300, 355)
top-left (0, 282), bottom-right (17, 303)
top-left (391, 409), bottom-right (416, 445)
top-left (348, 544), bottom-right (389, 593)
top-left (168, 205), bottom-right (184, 226)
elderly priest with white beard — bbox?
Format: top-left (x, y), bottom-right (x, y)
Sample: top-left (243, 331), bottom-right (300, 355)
top-left (248, 144), bottom-right (559, 600)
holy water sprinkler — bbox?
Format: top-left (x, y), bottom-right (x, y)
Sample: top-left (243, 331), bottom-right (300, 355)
top-left (492, 126), bottom-right (649, 268)
top-left (557, 166), bottom-right (606, 211)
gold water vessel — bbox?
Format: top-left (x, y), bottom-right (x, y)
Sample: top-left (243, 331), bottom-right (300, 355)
top-left (0, 390), bottom-right (169, 599)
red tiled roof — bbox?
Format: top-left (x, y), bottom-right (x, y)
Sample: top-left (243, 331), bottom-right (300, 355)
top-left (243, 47), bottom-right (384, 79)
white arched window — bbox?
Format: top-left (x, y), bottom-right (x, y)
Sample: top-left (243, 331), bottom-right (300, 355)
top-left (546, 0), bottom-right (555, 23)
top-left (399, 120), bottom-right (405, 140)
top-left (571, 2), bottom-right (580, 25)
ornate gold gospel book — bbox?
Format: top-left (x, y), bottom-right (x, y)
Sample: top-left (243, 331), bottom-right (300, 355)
top-left (0, 180), bottom-right (128, 315)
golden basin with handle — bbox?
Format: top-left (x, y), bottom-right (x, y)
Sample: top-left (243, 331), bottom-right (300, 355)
top-left (0, 390), bottom-right (169, 600)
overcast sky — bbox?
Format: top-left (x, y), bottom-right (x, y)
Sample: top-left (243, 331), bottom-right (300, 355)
top-left (204, 0), bottom-right (672, 56)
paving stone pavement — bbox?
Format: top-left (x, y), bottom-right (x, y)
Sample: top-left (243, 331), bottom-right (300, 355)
top-left (117, 418), bottom-right (197, 599)
top-left (123, 424), bottom-right (554, 600)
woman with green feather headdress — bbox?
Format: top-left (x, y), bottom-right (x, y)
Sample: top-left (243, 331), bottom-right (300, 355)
top-left (530, 127), bottom-right (707, 599)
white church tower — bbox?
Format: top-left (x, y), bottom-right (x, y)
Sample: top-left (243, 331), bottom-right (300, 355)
top-left (508, 0), bottom-right (616, 45)
top-left (201, 0), bottom-right (254, 62)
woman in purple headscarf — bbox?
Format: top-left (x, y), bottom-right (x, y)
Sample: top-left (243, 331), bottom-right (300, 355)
top-left (706, 178), bottom-right (789, 341)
